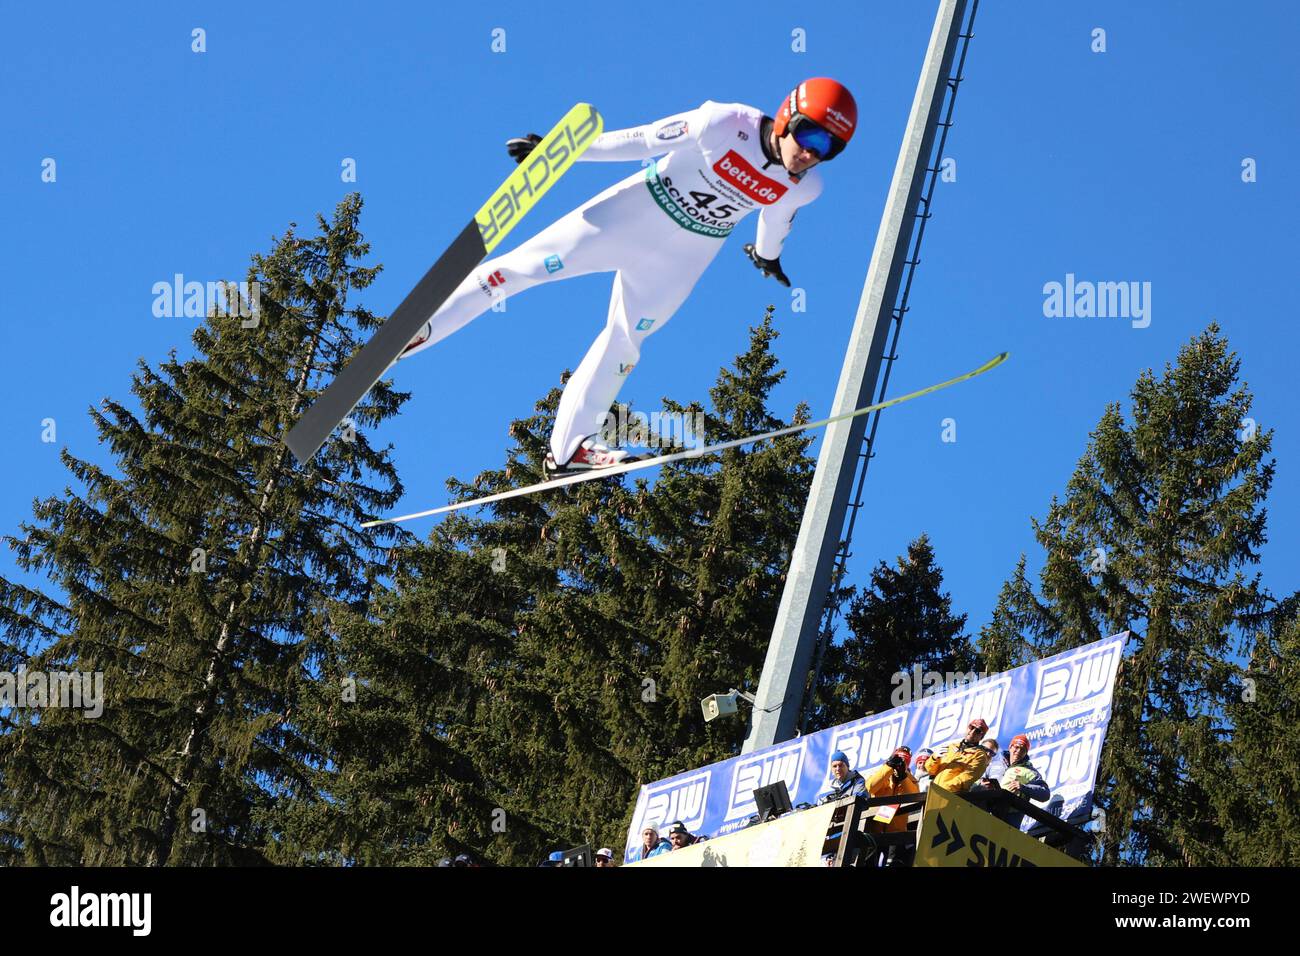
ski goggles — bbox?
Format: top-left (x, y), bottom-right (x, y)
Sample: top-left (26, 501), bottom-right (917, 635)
top-left (790, 117), bottom-right (847, 161)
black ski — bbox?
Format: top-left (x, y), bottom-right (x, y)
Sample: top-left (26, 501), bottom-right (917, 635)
top-left (284, 103), bottom-right (604, 464)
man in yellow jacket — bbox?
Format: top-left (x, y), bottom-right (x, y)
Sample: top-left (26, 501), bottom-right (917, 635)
top-left (923, 718), bottom-right (992, 793)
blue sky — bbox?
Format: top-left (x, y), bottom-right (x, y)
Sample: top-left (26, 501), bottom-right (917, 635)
top-left (3, 0), bottom-right (1297, 642)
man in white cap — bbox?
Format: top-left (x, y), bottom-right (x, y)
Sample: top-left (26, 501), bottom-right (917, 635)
top-left (595, 847), bottom-right (615, 867)
top-left (636, 825), bottom-right (672, 861)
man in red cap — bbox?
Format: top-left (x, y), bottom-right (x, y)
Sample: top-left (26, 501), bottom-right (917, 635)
top-left (998, 733), bottom-right (1051, 831)
top-left (922, 718), bottom-right (992, 793)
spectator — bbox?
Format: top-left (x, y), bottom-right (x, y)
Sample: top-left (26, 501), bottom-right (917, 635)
top-left (820, 750), bottom-right (868, 803)
top-left (667, 821), bottom-right (696, 850)
top-left (975, 738), bottom-right (1008, 789)
top-left (865, 747), bottom-right (920, 834)
top-left (595, 847), bottom-right (615, 867)
top-left (539, 850), bottom-right (566, 867)
top-left (922, 718), bottom-right (992, 793)
top-left (861, 746), bottom-right (920, 866)
top-left (998, 733), bottom-right (1051, 830)
top-left (637, 825), bottom-right (672, 861)
top-left (913, 748), bottom-right (935, 792)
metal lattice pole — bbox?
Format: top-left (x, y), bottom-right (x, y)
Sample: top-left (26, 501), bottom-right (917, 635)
top-left (800, 0), bottom-right (980, 735)
top-left (743, 0), bottom-right (976, 752)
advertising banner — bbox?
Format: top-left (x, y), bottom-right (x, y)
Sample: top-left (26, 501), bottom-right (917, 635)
top-left (625, 632), bottom-right (1125, 864)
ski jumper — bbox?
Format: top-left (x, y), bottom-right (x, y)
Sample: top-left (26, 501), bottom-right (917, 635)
top-left (397, 100), bottom-right (825, 465)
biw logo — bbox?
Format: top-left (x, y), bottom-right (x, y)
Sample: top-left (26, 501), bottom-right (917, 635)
top-left (923, 676), bottom-right (1011, 748)
top-left (1031, 728), bottom-right (1102, 796)
top-left (634, 771), bottom-right (710, 835)
top-left (725, 740), bottom-right (805, 822)
top-left (829, 711), bottom-right (908, 775)
top-left (1027, 639), bottom-right (1122, 727)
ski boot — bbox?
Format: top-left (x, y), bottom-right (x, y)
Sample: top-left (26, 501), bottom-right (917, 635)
top-left (544, 436), bottom-right (641, 476)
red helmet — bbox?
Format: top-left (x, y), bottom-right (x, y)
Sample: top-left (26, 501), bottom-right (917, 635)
top-left (773, 77), bottom-right (858, 161)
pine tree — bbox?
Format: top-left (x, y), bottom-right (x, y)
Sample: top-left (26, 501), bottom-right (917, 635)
top-left (977, 557), bottom-right (1045, 673)
top-left (1217, 592), bottom-right (1300, 864)
top-left (0, 195), bottom-right (405, 865)
top-left (984, 326), bottom-right (1274, 865)
top-left (808, 535), bottom-right (973, 729)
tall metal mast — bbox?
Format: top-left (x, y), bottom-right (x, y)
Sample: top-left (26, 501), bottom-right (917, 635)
top-left (743, 0), bottom-right (977, 752)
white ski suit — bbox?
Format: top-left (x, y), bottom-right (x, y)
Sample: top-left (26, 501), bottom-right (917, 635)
top-left (398, 100), bottom-right (825, 465)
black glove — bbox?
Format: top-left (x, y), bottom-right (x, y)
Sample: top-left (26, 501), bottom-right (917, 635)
top-left (506, 133), bottom-right (543, 164)
top-left (743, 243), bottom-right (791, 287)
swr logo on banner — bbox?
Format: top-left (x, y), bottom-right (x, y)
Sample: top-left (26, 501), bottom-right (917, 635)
top-left (916, 785), bottom-right (1083, 868)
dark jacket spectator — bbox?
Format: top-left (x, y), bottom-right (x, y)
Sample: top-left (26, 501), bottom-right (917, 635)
top-left (667, 821), bottom-right (696, 850)
top-left (820, 750), bottom-right (867, 803)
top-left (976, 739), bottom-right (1008, 788)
